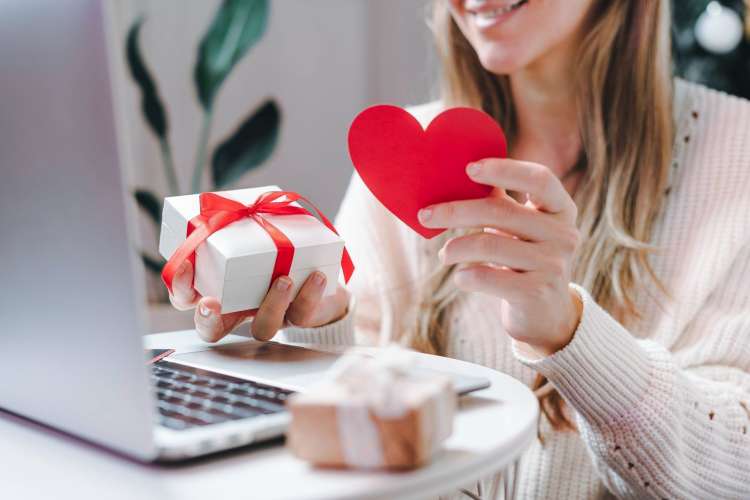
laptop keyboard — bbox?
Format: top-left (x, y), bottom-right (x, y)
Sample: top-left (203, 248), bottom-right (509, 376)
top-left (151, 361), bottom-right (294, 431)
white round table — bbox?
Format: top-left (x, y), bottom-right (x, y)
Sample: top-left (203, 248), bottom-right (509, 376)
top-left (0, 331), bottom-right (538, 500)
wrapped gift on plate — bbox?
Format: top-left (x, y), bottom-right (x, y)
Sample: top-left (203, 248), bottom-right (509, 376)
top-left (287, 347), bottom-right (456, 470)
top-left (159, 186), bottom-right (353, 313)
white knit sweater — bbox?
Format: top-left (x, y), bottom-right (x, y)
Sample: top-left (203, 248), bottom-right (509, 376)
top-left (283, 79), bottom-right (750, 499)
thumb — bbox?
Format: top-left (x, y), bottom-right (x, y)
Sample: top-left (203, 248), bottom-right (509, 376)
top-left (169, 260), bottom-right (199, 310)
top-left (194, 297), bottom-right (253, 343)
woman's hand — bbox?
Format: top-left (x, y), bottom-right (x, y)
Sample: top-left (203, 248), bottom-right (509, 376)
top-left (168, 263), bottom-right (350, 343)
top-left (418, 159), bottom-right (583, 357)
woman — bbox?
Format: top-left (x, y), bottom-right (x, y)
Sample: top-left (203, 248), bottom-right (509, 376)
top-left (170, 0), bottom-right (750, 497)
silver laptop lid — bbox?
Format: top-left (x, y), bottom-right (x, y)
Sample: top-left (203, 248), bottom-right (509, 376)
top-left (0, 0), bottom-right (156, 460)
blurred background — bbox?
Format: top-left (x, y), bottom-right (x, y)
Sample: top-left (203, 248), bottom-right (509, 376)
top-left (106, 0), bottom-right (750, 332)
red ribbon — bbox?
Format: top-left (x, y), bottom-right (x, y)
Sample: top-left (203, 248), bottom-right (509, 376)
top-left (162, 191), bottom-right (354, 295)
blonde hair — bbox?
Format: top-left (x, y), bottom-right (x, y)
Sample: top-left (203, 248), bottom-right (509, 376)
top-left (407, 0), bottom-right (674, 430)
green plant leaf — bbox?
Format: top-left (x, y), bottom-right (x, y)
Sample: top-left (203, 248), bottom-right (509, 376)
top-left (134, 189), bottom-right (163, 226)
top-left (211, 100), bottom-right (280, 189)
top-left (126, 17), bottom-right (168, 140)
top-left (194, 0), bottom-right (269, 110)
top-left (141, 252), bottom-right (166, 275)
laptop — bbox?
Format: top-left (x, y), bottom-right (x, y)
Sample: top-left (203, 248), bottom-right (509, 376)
top-left (0, 0), bottom-right (489, 462)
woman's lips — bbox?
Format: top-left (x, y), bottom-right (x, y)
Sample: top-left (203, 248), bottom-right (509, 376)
top-left (465, 0), bottom-right (529, 29)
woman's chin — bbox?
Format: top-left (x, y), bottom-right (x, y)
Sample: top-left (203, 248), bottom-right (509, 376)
top-left (476, 48), bottom-right (528, 76)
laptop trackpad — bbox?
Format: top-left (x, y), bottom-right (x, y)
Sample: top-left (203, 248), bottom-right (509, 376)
top-left (171, 341), bottom-right (339, 391)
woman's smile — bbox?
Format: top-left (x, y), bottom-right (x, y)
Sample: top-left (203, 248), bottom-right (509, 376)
top-left (464, 0), bottom-right (530, 29)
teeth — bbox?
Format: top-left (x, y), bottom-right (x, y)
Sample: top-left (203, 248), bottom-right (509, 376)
top-left (476, 7), bottom-right (510, 19)
top-left (471, 0), bottom-right (526, 23)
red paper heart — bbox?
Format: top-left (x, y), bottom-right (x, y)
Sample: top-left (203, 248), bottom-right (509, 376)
top-left (348, 105), bottom-right (507, 239)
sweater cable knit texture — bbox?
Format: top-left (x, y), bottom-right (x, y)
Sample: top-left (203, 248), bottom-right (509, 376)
top-left (282, 79), bottom-right (750, 499)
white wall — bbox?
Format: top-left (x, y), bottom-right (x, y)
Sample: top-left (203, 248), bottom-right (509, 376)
top-left (108, 0), bottom-right (436, 328)
top-left (366, 0), bottom-right (438, 105)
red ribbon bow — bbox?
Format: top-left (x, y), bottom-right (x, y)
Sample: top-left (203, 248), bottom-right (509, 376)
top-left (162, 191), bottom-right (354, 295)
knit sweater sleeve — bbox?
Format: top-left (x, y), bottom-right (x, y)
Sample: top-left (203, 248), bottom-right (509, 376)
top-left (514, 242), bottom-right (750, 499)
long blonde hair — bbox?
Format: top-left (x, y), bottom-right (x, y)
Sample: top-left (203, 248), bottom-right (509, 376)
top-left (407, 0), bottom-right (674, 430)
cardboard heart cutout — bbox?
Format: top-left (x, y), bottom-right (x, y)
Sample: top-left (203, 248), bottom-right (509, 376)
top-left (348, 105), bottom-right (507, 239)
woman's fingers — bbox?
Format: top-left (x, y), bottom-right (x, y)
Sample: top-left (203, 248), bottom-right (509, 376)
top-left (419, 196), bottom-right (560, 241)
top-left (286, 272), bottom-right (327, 327)
top-left (453, 263), bottom-right (529, 301)
top-left (194, 297), bottom-right (253, 343)
top-left (441, 232), bottom-right (545, 271)
top-left (251, 276), bottom-right (295, 341)
top-left (467, 159), bottom-right (577, 223)
top-left (190, 273), bottom-right (344, 342)
top-left (169, 260), bottom-right (199, 310)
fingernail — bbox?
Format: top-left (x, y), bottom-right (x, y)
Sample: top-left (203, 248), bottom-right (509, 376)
top-left (312, 271), bottom-right (326, 286)
top-left (276, 277), bottom-right (292, 291)
top-left (199, 304), bottom-right (212, 318)
top-left (196, 305), bottom-right (219, 343)
top-left (467, 163), bottom-right (480, 177)
top-left (438, 247), bottom-right (445, 262)
top-left (418, 207), bottom-right (432, 222)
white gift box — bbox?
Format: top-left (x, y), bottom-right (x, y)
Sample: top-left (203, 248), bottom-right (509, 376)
top-left (158, 186), bottom-right (344, 313)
